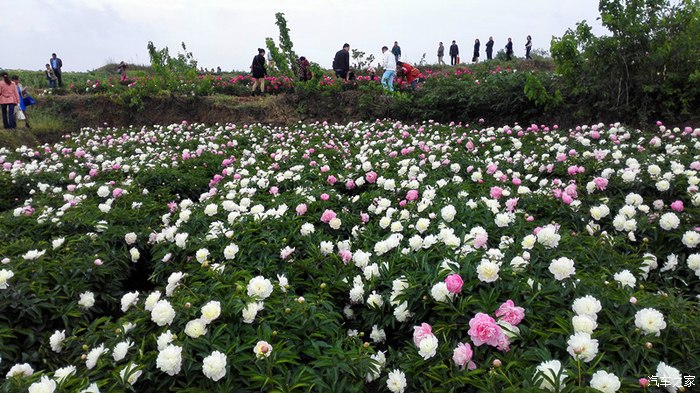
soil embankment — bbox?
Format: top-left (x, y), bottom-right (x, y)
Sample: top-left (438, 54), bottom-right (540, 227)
top-left (0, 91), bottom-right (377, 148)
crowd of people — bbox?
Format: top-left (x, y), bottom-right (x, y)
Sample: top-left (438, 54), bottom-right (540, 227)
top-left (250, 35), bottom-right (534, 94)
top-left (1, 72), bottom-right (35, 130)
top-left (441, 36), bottom-right (533, 64)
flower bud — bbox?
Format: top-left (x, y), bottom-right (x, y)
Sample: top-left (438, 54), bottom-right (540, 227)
top-left (645, 342), bottom-right (653, 349)
top-left (492, 359), bottom-right (502, 368)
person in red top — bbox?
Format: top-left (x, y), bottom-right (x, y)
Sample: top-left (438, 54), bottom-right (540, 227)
top-left (397, 61), bottom-right (421, 91)
top-left (0, 72), bottom-right (20, 130)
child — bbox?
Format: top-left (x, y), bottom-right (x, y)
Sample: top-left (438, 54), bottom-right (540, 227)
top-left (45, 64), bottom-right (58, 88)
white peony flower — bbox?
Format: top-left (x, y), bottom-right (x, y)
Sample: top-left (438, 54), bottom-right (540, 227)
top-left (253, 340), bottom-right (273, 359)
top-left (144, 291), bottom-right (162, 311)
top-left (78, 291), bottom-right (95, 309)
top-left (124, 232), bottom-right (137, 245)
top-left (184, 318), bottom-right (208, 338)
top-left (476, 260), bottom-right (500, 283)
top-left (0, 269), bottom-right (14, 289)
top-left (656, 362), bottom-right (682, 393)
top-left (658, 212), bottom-right (680, 231)
top-left (566, 332), bottom-right (599, 362)
top-left (85, 344), bottom-right (106, 369)
top-left (200, 300), bottom-right (221, 323)
top-left (195, 248), bottom-right (210, 264)
top-left (202, 351), bottom-right (227, 381)
top-left (53, 365), bottom-right (76, 383)
top-left (590, 370), bottom-right (621, 393)
top-left (28, 376), bottom-right (56, 393)
top-left (613, 270), bottom-right (636, 288)
top-left (119, 363), bottom-right (141, 385)
top-left (635, 308), bottom-right (666, 336)
top-left (151, 300), bottom-right (176, 326)
top-left (534, 360), bottom-right (567, 392)
top-left (156, 345), bottom-right (183, 376)
top-left (247, 276), bottom-right (273, 299)
top-left (386, 369), bottom-right (407, 393)
top-left (572, 295), bottom-right (602, 319)
top-left (430, 282), bottom-right (453, 302)
top-left (418, 334), bottom-right (439, 359)
top-left (49, 330), bottom-right (66, 353)
top-left (441, 205), bottom-right (456, 222)
top-left (242, 302), bottom-right (264, 324)
top-left (120, 291), bottom-right (139, 312)
top-left (549, 257), bottom-right (576, 280)
top-left (682, 231), bottom-right (700, 248)
top-left (536, 226), bottom-right (561, 249)
top-left (572, 315), bottom-right (598, 334)
top-left (112, 340), bottom-right (133, 362)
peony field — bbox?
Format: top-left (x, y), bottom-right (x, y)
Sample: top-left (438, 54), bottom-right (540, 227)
top-left (1, 120), bottom-right (699, 392)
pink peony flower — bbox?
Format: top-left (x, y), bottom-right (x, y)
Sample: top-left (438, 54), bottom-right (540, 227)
top-left (468, 313), bottom-right (502, 347)
top-left (445, 274), bottom-right (464, 294)
top-left (345, 179), bottom-right (356, 190)
top-left (452, 343), bottom-right (476, 370)
top-left (320, 209), bottom-right (336, 223)
top-left (489, 187), bottom-right (503, 199)
top-left (670, 200), bottom-right (684, 212)
top-left (365, 171), bottom-right (377, 184)
top-left (360, 213), bottom-right (369, 223)
top-left (339, 250), bottom-right (352, 264)
top-left (406, 190), bottom-right (419, 201)
top-left (413, 323), bottom-right (433, 347)
top-left (494, 300), bottom-right (525, 326)
top-left (112, 188), bottom-right (124, 198)
top-left (593, 177), bottom-right (608, 191)
top-left (320, 193), bottom-right (330, 201)
top-left (327, 175), bottom-right (337, 185)
top-left (296, 203), bottom-right (307, 215)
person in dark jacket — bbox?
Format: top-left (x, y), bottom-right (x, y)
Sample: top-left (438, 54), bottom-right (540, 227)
top-left (437, 42), bottom-right (445, 65)
top-left (449, 40), bottom-right (459, 65)
top-left (298, 56), bottom-right (312, 81)
top-left (472, 39), bottom-right (480, 63)
top-left (49, 53), bottom-right (63, 87)
top-left (392, 41), bottom-right (401, 62)
top-left (333, 43), bottom-right (351, 80)
top-left (250, 48), bottom-right (267, 94)
top-left (505, 38), bottom-right (514, 61)
top-left (485, 37), bottom-right (494, 60)
top-left (525, 35), bottom-right (533, 59)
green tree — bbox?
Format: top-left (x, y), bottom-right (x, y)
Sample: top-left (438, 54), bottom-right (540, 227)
top-left (551, 0), bottom-right (700, 123)
top-left (265, 37), bottom-right (289, 76)
top-left (275, 12), bottom-right (299, 78)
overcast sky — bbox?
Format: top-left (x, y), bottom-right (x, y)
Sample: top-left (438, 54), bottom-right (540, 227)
top-left (8, 0), bottom-right (607, 72)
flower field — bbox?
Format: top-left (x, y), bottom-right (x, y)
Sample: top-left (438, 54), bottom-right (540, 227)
top-left (1, 120), bottom-right (699, 392)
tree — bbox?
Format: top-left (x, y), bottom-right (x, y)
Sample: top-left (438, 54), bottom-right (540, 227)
top-left (274, 12), bottom-right (299, 78)
top-left (551, 0), bottom-right (700, 123)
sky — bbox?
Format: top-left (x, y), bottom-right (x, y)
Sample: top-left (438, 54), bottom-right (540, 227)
top-left (7, 0), bottom-right (608, 72)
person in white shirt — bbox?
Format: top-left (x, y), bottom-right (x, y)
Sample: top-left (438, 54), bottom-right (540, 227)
top-left (381, 46), bottom-right (397, 92)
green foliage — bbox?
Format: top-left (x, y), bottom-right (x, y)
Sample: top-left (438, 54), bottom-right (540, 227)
top-left (351, 49), bottom-right (376, 71)
top-left (551, 0), bottom-right (700, 124)
top-left (274, 12), bottom-right (299, 78)
top-left (265, 37), bottom-right (289, 76)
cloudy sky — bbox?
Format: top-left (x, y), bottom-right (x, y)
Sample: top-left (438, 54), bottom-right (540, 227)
top-left (9, 0), bottom-right (607, 72)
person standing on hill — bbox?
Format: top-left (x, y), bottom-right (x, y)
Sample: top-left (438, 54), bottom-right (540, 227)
top-left (472, 39), bottom-right (480, 63)
top-left (485, 37), bottom-right (494, 60)
top-left (250, 48), bottom-right (267, 95)
top-left (11, 75), bottom-right (33, 129)
top-left (45, 64), bottom-right (57, 88)
top-left (449, 40), bottom-right (459, 65)
top-left (437, 42), bottom-right (445, 65)
top-left (505, 38), bottom-right (514, 61)
top-left (392, 41), bottom-right (401, 62)
top-left (333, 43), bottom-right (351, 80)
top-left (525, 35), bottom-right (533, 59)
top-left (50, 53), bottom-right (63, 87)
top-left (298, 56), bottom-right (312, 82)
top-left (380, 46), bottom-right (396, 92)
top-left (0, 72), bottom-right (19, 130)
top-left (117, 61), bottom-right (128, 82)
